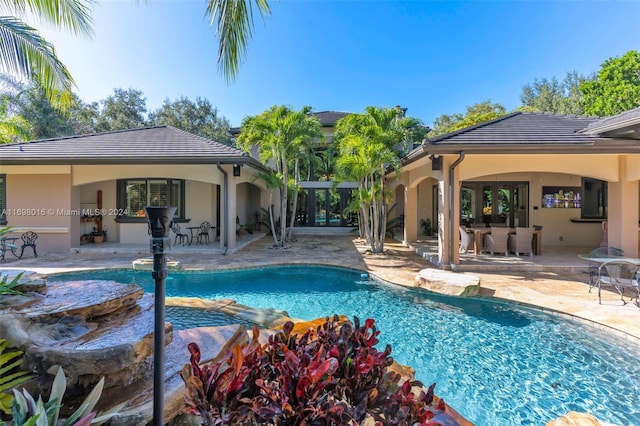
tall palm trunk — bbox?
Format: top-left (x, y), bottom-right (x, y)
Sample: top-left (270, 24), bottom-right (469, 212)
top-left (279, 152), bottom-right (288, 248)
top-left (287, 160), bottom-right (299, 241)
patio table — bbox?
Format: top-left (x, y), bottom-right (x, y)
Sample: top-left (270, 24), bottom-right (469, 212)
top-left (0, 237), bottom-right (19, 262)
top-left (185, 226), bottom-right (200, 245)
top-left (473, 228), bottom-right (542, 255)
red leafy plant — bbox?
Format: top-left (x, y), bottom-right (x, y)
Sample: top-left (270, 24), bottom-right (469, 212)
top-left (180, 315), bottom-right (458, 425)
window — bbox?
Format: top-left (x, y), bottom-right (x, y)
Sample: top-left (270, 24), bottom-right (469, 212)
top-left (0, 174), bottom-right (5, 224)
top-left (581, 178), bottom-right (607, 219)
top-left (117, 179), bottom-right (185, 219)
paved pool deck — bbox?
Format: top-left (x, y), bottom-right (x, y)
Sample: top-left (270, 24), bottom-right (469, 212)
top-left (2, 233), bottom-right (639, 344)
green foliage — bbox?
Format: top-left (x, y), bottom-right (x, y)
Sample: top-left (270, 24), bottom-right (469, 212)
top-left (429, 100), bottom-right (507, 137)
top-left (0, 339), bottom-right (32, 415)
top-left (149, 96), bottom-right (233, 145)
top-left (181, 316), bottom-right (449, 425)
top-left (0, 0), bottom-right (93, 110)
top-left (580, 50), bottom-right (640, 116)
top-left (237, 105), bottom-right (323, 248)
top-left (205, 0), bottom-right (271, 83)
top-left (519, 71), bottom-right (588, 115)
top-left (334, 106), bottom-right (422, 254)
top-left (0, 272), bottom-right (25, 296)
top-left (95, 88), bottom-right (148, 133)
top-left (10, 366), bottom-right (123, 426)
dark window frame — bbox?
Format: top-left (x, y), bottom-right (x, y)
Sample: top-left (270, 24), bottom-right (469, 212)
top-left (0, 174), bottom-right (5, 224)
top-left (581, 177), bottom-right (607, 219)
top-left (116, 178), bottom-right (185, 220)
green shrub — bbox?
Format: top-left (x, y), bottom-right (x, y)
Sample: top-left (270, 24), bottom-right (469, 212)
top-left (0, 339), bottom-right (32, 415)
top-left (9, 367), bottom-right (123, 426)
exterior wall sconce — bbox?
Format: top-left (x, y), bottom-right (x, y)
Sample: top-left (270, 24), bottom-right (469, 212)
top-left (233, 164), bottom-right (241, 176)
top-left (430, 154), bottom-right (442, 171)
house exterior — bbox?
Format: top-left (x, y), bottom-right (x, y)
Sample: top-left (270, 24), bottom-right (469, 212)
top-left (0, 126), bottom-right (272, 253)
top-left (388, 108), bottom-right (640, 267)
top-left (231, 110), bottom-right (359, 229)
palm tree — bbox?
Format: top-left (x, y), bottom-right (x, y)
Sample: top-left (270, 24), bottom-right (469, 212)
top-left (205, 0), bottom-right (271, 83)
top-left (236, 105), bottom-right (323, 248)
top-left (0, 0), bottom-right (94, 108)
top-left (334, 106), bottom-right (424, 254)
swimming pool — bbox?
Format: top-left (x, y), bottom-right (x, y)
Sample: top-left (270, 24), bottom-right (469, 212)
top-left (50, 265), bottom-right (640, 425)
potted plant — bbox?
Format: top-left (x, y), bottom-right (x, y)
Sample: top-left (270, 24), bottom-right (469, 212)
top-left (92, 227), bottom-right (105, 244)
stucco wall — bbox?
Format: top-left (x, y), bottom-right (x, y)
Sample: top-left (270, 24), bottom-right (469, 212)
top-left (4, 174), bottom-right (73, 252)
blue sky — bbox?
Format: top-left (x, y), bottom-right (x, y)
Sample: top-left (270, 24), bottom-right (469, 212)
top-left (39, 0), bottom-right (640, 127)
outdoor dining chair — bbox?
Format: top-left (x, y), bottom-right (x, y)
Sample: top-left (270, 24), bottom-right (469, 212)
top-left (171, 223), bottom-right (188, 246)
top-left (507, 227), bottom-right (535, 256)
top-left (19, 231), bottom-right (38, 259)
top-left (483, 226), bottom-right (510, 255)
top-left (584, 246), bottom-right (624, 291)
top-left (197, 222), bottom-right (212, 244)
top-left (595, 259), bottom-right (640, 307)
top-left (459, 226), bottom-right (474, 254)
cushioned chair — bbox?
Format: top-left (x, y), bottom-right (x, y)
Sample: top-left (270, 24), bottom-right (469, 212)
top-left (459, 226), bottom-right (475, 254)
top-left (171, 223), bottom-right (188, 246)
top-left (483, 226), bottom-right (510, 255)
top-left (507, 227), bottom-right (535, 256)
top-left (19, 231), bottom-right (38, 259)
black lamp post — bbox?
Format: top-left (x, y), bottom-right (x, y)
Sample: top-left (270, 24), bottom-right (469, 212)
top-left (144, 206), bottom-right (176, 426)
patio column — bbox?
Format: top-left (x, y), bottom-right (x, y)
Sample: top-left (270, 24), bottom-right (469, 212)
top-left (608, 157), bottom-right (639, 257)
top-left (404, 180), bottom-right (418, 243)
top-left (226, 179), bottom-right (238, 250)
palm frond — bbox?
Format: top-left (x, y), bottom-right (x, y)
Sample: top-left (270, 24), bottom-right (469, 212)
top-left (0, 16), bottom-right (74, 108)
top-left (206, 0), bottom-right (271, 84)
top-left (11, 0), bottom-right (95, 37)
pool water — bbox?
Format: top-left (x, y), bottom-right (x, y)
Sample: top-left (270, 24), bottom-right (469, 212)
top-left (50, 266), bottom-right (640, 425)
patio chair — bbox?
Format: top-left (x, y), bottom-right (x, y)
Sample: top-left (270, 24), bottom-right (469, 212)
top-left (584, 246), bottom-right (624, 291)
top-left (197, 222), bottom-right (212, 244)
top-left (595, 260), bottom-right (640, 307)
top-left (483, 226), bottom-right (510, 255)
top-left (171, 223), bottom-right (188, 246)
top-left (459, 226), bottom-right (474, 254)
top-left (507, 227), bottom-right (534, 256)
top-left (19, 231), bottom-right (38, 259)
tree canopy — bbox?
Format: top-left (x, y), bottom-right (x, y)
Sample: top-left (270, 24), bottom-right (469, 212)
top-left (95, 88), bottom-right (148, 133)
top-left (580, 50), bottom-right (640, 116)
top-left (519, 71), bottom-right (587, 115)
top-left (150, 96), bottom-right (232, 145)
top-left (334, 106), bottom-right (424, 254)
top-left (429, 101), bottom-right (507, 137)
top-left (236, 105), bottom-right (323, 248)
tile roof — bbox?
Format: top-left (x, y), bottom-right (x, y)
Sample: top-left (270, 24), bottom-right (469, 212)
top-left (583, 106), bottom-right (640, 137)
top-left (401, 112), bottom-right (635, 162)
top-left (311, 111), bottom-right (351, 126)
top-left (0, 126), bottom-right (264, 166)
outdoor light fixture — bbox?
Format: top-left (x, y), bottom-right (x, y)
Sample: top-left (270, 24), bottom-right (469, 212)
top-left (144, 205), bottom-right (176, 426)
top-left (233, 164), bottom-right (241, 176)
top-left (431, 154), bottom-right (442, 171)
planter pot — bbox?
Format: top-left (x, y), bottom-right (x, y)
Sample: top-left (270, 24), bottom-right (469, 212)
top-left (93, 235), bottom-right (105, 244)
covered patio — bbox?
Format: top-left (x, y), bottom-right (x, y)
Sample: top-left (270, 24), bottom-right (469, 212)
top-left (389, 108), bottom-right (640, 268)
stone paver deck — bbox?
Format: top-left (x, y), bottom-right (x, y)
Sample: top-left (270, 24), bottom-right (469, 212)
top-left (2, 233), bottom-right (639, 344)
